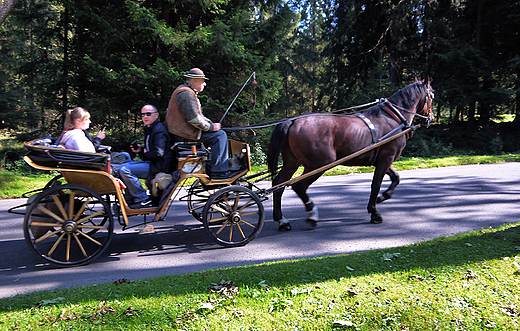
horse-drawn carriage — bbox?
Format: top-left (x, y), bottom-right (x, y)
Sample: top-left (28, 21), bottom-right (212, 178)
top-left (9, 78), bottom-right (434, 267)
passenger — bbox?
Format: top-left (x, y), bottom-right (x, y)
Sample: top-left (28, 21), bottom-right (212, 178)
top-left (112, 105), bottom-right (172, 209)
top-left (58, 107), bottom-right (105, 153)
top-left (166, 68), bottom-right (239, 179)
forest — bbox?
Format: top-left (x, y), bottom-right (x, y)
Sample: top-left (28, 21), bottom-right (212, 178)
top-left (1, 0), bottom-right (519, 158)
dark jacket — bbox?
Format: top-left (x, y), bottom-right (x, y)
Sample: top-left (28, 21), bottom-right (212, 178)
top-left (143, 119), bottom-right (172, 180)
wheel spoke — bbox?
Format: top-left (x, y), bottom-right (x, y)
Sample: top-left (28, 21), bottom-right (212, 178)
top-left (237, 218), bottom-right (257, 228)
top-left (238, 199), bottom-right (256, 212)
top-left (210, 204), bottom-right (230, 216)
top-left (73, 198), bottom-right (91, 221)
top-left (236, 223), bottom-right (246, 239)
top-left (78, 225), bottom-right (108, 230)
top-left (215, 221), bottom-right (231, 235)
top-left (232, 195), bottom-right (240, 211)
top-left (35, 229), bottom-right (63, 243)
top-left (77, 210), bottom-right (104, 224)
top-left (37, 205), bottom-right (65, 223)
top-left (73, 233), bottom-right (88, 257)
top-left (68, 191), bottom-right (75, 219)
top-left (228, 223), bottom-right (234, 241)
top-left (47, 232), bottom-right (66, 257)
top-left (77, 231), bottom-right (103, 246)
top-left (51, 194), bottom-right (68, 220)
top-left (30, 221), bottom-right (59, 227)
top-left (66, 234), bottom-right (71, 262)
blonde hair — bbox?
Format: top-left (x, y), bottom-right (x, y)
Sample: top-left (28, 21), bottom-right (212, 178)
top-left (63, 107), bottom-right (90, 130)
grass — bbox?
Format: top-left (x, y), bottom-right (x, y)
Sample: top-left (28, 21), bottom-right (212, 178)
top-left (1, 223), bottom-right (519, 330)
top-left (2, 154), bottom-right (519, 200)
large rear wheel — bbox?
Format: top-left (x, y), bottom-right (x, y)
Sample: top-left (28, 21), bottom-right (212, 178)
top-left (23, 184), bottom-right (113, 266)
top-left (202, 186), bottom-right (264, 247)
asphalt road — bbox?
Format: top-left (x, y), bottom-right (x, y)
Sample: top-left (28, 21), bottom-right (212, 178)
top-left (1, 163), bottom-right (519, 299)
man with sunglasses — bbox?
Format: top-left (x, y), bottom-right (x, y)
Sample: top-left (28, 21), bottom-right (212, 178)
top-left (114, 104), bottom-right (171, 208)
top-left (166, 68), bottom-right (239, 179)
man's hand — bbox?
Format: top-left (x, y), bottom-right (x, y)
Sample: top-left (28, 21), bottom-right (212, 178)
top-left (212, 123), bottom-right (221, 131)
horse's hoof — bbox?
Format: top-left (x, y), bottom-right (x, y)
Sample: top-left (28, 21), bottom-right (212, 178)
top-left (370, 213), bottom-right (383, 224)
top-left (377, 193), bottom-right (390, 203)
top-left (305, 219), bottom-right (318, 228)
top-left (278, 222), bottom-right (292, 231)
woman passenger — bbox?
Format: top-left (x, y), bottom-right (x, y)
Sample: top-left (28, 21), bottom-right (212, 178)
top-left (58, 107), bottom-right (105, 152)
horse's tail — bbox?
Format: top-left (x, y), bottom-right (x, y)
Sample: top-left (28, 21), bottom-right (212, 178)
top-left (267, 119), bottom-right (293, 179)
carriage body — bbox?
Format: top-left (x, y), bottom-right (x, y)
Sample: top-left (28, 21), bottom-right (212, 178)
top-left (13, 138), bottom-right (263, 266)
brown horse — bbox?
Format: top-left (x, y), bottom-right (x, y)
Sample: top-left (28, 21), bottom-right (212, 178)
top-left (267, 78), bottom-right (434, 231)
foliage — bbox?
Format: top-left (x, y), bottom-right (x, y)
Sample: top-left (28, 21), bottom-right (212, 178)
top-left (1, 222), bottom-right (520, 329)
top-left (0, 0), bottom-right (519, 172)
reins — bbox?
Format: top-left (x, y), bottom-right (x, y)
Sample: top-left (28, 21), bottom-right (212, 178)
top-left (223, 87), bottom-right (434, 131)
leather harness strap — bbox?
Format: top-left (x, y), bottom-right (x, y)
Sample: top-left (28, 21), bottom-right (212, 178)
top-left (356, 113), bottom-right (378, 144)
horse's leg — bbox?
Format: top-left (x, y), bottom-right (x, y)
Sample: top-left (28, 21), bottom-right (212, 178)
top-left (272, 162), bottom-right (299, 231)
top-left (367, 163), bottom-right (392, 224)
top-left (377, 165), bottom-right (400, 203)
top-left (291, 171), bottom-right (324, 228)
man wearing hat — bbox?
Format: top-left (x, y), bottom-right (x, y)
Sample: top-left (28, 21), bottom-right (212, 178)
top-left (166, 68), bottom-right (236, 179)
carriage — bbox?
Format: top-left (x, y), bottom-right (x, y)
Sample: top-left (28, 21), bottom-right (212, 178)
top-left (9, 138), bottom-right (268, 266)
top-left (9, 78), bottom-right (434, 267)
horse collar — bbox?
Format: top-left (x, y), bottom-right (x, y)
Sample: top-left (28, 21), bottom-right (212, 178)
top-left (380, 100), bottom-right (410, 126)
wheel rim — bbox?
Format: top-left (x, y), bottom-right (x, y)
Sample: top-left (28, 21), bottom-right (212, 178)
top-left (202, 186), bottom-right (264, 247)
top-left (23, 184), bottom-right (113, 266)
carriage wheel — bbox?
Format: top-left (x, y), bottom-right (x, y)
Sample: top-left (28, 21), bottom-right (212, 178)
top-left (202, 186), bottom-right (264, 247)
top-left (23, 184), bottom-right (113, 266)
top-left (187, 179), bottom-right (218, 222)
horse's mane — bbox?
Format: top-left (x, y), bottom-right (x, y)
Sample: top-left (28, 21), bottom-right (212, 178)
top-left (364, 81), bottom-right (428, 116)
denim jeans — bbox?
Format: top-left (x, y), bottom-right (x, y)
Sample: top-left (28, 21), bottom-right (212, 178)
top-left (199, 130), bottom-right (229, 174)
top-left (112, 161), bottom-right (150, 203)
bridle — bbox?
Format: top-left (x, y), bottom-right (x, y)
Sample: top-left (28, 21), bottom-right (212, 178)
top-left (382, 85), bottom-right (435, 127)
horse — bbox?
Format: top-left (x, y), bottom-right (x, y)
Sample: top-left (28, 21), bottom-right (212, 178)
top-left (267, 77), bottom-right (434, 231)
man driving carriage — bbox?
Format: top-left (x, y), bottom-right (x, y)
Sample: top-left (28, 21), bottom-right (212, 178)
top-left (166, 68), bottom-right (241, 179)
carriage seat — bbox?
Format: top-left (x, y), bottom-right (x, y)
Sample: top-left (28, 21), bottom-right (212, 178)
top-left (173, 142), bottom-right (210, 158)
top-left (25, 138), bottom-right (110, 172)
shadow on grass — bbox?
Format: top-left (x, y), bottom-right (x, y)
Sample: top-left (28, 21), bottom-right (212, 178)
top-left (2, 222), bottom-right (519, 311)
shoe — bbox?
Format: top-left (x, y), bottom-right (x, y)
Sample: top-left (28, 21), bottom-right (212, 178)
top-left (130, 197), bottom-right (153, 209)
top-left (210, 170), bottom-right (243, 180)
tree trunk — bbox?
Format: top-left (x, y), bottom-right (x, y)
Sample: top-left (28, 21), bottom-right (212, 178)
top-left (0, 0), bottom-right (18, 26)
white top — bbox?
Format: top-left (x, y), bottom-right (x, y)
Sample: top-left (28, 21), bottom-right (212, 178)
top-left (59, 129), bottom-right (96, 153)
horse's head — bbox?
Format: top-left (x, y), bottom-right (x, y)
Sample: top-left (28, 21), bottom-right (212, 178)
top-left (415, 76), bottom-right (435, 127)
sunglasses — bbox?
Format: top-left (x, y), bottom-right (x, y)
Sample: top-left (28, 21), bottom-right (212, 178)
top-left (141, 112), bottom-right (157, 117)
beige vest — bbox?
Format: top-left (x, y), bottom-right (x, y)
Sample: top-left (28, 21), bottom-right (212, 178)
top-left (166, 85), bottom-right (201, 140)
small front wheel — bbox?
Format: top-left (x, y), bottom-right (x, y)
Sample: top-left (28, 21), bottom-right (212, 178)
top-left (23, 184), bottom-right (113, 266)
top-left (202, 186), bottom-right (264, 247)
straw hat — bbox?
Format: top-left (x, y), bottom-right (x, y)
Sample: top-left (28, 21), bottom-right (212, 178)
top-left (184, 68), bottom-right (208, 80)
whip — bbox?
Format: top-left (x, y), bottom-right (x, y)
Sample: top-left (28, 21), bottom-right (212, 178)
top-left (219, 72), bottom-right (257, 123)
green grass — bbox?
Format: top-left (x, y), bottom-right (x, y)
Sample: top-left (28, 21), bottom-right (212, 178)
top-left (1, 223), bottom-right (519, 330)
top-left (1, 154), bottom-right (519, 199)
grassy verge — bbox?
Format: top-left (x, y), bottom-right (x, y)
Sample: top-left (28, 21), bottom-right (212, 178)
top-left (1, 223), bottom-right (519, 330)
top-left (2, 154), bottom-right (519, 200)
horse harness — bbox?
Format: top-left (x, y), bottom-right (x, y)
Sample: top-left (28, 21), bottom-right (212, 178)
top-left (355, 99), bottom-right (412, 145)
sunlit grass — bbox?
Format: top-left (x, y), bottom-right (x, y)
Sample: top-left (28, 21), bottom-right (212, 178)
top-left (1, 223), bottom-right (519, 330)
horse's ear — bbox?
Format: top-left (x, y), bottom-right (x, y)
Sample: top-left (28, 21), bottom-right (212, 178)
top-left (414, 75), bottom-right (419, 83)
top-left (424, 75), bottom-right (430, 87)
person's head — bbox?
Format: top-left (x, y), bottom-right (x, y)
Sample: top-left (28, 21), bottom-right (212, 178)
top-left (64, 107), bottom-right (91, 131)
top-left (141, 104), bottom-right (159, 127)
top-left (184, 68), bottom-right (208, 93)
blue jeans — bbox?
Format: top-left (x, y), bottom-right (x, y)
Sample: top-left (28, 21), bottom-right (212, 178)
top-left (199, 130), bottom-right (229, 174)
top-left (112, 161), bottom-right (150, 203)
